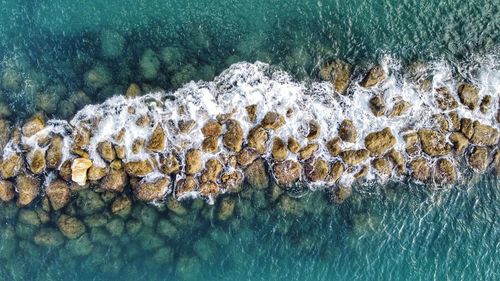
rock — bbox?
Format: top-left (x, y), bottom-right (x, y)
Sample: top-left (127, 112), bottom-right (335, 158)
top-left (387, 149), bottom-right (405, 174)
top-left (124, 159), bottom-right (154, 177)
top-left (135, 115), bottom-right (151, 127)
top-left (461, 118), bottom-right (474, 139)
top-left (468, 146), bottom-right (488, 172)
top-left (46, 180), bottom-right (71, 211)
top-left (139, 49), bottom-right (160, 80)
top-left (16, 174), bottom-right (40, 206)
top-left (157, 219), bottom-right (178, 239)
top-left (326, 137), bottom-right (342, 157)
top-left (222, 120), bottom-right (243, 152)
top-left (449, 132), bottom-right (469, 155)
top-left (331, 185), bottom-right (352, 204)
top-left (221, 171), bottom-right (244, 192)
top-left (111, 196), bottom-right (132, 217)
top-left (202, 136), bottom-right (219, 153)
top-left (307, 121), bottom-right (321, 140)
top-left (261, 112), bottom-right (285, 130)
top-left (57, 215), bottom-right (85, 239)
top-left (432, 114), bottom-right (449, 132)
top-left (217, 197), bottom-right (236, 221)
top-left (175, 176), bottom-right (198, 198)
top-left (176, 256), bottom-right (202, 281)
top-left (319, 60), bottom-right (351, 94)
top-left (339, 149), bottom-right (370, 166)
top-left (353, 165), bottom-right (369, 179)
top-left (371, 158), bottom-right (392, 177)
top-left (87, 165), bottom-right (109, 181)
top-left (287, 137), bottom-right (301, 154)
top-left (245, 104), bottom-right (257, 123)
top-left (271, 137), bottom-right (287, 161)
top-left (410, 157), bottom-right (430, 181)
top-left (200, 182), bottom-right (220, 198)
top-left (22, 116), bottom-right (45, 137)
top-left (71, 158), bottom-right (93, 186)
top-left (244, 158), bottom-right (269, 189)
top-left (471, 121), bottom-right (499, 146)
top-left (479, 95), bottom-right (492, 113)
top-left (59, 160), bottom-right (72, 181)
top-left (106, 218), bottom-right (125, 237)
top-left (360, 66), bottom-right (386, 88)
top-left (200, 159), bottom-right (223, 183)
top-left (65, 234), bottom-right (93, 256)
top-left (417, 129), bottom-right (451, 156)
top-left (369, 96), bottom-right (386, 117)
top-left (304, 157), bottom-right (329, 182)
top-left (494, 150), bottom-right (500, 176)
top-left (457, 84), bottom-right (479, 110)
top-left (434, 87), bottom-right (458, 110)
top-left (159, 153), bottom-right (181, 175)
top-left (0, 180), bottom-right (14, 202)
top-left (18, 209), bottom-right (41, 226)
top-left (134, 176), bottom-right (170, 201)
top-left (76, 190), bottom-right (105, 215)
top-left (247, 126), bottom-right (269, 154)
top-left (387, 100), bottom-right (411, 117)
top-left (147, 124), bottom-right (166, 152)
top-left (403, 131), bottom-right (420, 156)
top-left (100, 29), bottom-right (125, 59)
top-left (125, 83), bottom-right (141, 98)
top-left (84, 64), bottom-right (111, 89)
top-left (178, 120), bottom-right (196, 134)
top-left (434, 158), bottom-right (457, 184)
top-left (201, 120), bottom-right (222, 137)
top-left (185, 149), bottom-right (202, 175)
top-left (1, 153), bottom-right (23, 179)
top-left (46, 135), bottom-right (64, 169)
top-left (299, 143), bottom-right (319, 160)
top-left (166, 197), bottom-right (188, 216)
top-left (33, 228), bottom-right (64, 248)
top-left (328, 161), bottom-right (344, 183)
top-left (97, 141), bottom-right (116, 162)
top-left (101, 168), bottom-right (127, 192)
top-left (338, 119), bottom-right (357, 143)
top-left (273, 160), bottom-right (302, 187)
top-left (364, 128), bottom-right (396, 156)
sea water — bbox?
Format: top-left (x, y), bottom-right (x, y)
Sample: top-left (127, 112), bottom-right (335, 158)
top-left (0, 0), bottom-right (499, 280)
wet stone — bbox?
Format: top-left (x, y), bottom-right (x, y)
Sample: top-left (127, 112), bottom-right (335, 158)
top-left (388, 149), bottom-right (405, 174)
top-left (178, 120), bottom-right (196, 134)
top-left (261, 112), bottom-right (285, 130)
top-left (87, 165), bottom-right (109, 181)
top-left (364, 127), bottom-right (396, 156)
top-left (247, 126), bottom-right (269, 154)
top-left (369, 96), bottom-right (386, 117)
top-left (372, 158), bottom-right (392, 177)
top-left (448, 111), bottom-right (461, 131)
top-left (468, 146), bottom-right (488, 172)
top-left (222, 120), bottom-right (243, 152)
top-left (339, 119), bottom-right (357, 143)
top-left (124, 159), bottom-right (154, 177)
top-left (147, 124), bottom-right (166, 152)
top-left (175, 176), bottom-right (198, 198)
top-left (403, 131), bottom-right (420, 156)
top-left (470, 121), bottom-right (499, 146)
top-left (200, 159), bottom-right (223, 183)
top-left (22, 116), bottom-right (45, 137)
top-left (46, 135), bottom-right (64, 169)
top-left (111, 196), bottom-right (132, 218)
top-left (217, 197), bottom-right (236, 221)
top-left (326, 137), bottom-right (342, 157)
top-left (0, 179), bottom-right (14, 202)
top-left (479, 95), bottom-right (492, 113)
top-left (410, 157), bottom-right (430, 182)
top-left (76, 190), bottom-right (105, 216)
top-left (57, 214), bottom-right (85, 239)
top-left (319, 59), bottom-right (351, 94)
top-left (360, 65), bottom-right (386, 88)
top-left (245, 104), bottom-right (257, 123)
top-left (71, 158), bottom-right (93, 186)
top-left (340, 149), bottom-right (369, 166)
top-left (331, 185), bottom-right (352, 204)
top-left (434, 158), bottom-right (457, 184)
top-left (287, 137), bottom-right (301, 154)
top-left (1, 153), bottom-right (23, 179)
top-left (159, 153), bottom-right (181, 175)
top-left (457, 83), bottom-right (479, 110)
top-left (417, 129), bottom-right (451, 156)
top-left (244, 158), bottom-right (269, 189)
top-left (271, 137), bottom-right (287, 161)
top-left (201, 120), bottom-right (222, 137)
top-left (461, 118), bottom-right (474, 139)
top-left (200, 182), bottom-right (219, 198)
top-left (221, 171), bottom-right (244, 193)
top-left (387, 99), bottom-right (411, 117)
top-left (328, 161), bottom-right (344, 184)
top-left (101, 168), bottom-right (127, 193)
top-left (185, 149), bottom-right (202, 175)
top-left (434, 87), bottom-right (458, 110)
top-left (237, 147), bottom-right (260, 167)
top-left (273, 160), bottom-right (302, 188)
top-left (16, 174), bottom-right (40, 207)
top-left (134, 176), bottom-right (171, 201)
top-left (304, 157), bottom-right (329, 182)
top-left (299, 143), bottom-right (319, 161)
top-left (97, 141), bottom-right (116, 162)
top-left (307, 121), bottom-right (321, 140)
top-left (449, 132), bottom-right (469, 155)
top-left (202, 136), bottom-right (219, 153)
top-left (46, 180), bottom-right (71, 211)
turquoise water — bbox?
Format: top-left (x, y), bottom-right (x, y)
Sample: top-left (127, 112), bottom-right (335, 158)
top-left (0, 0), bottom-right (499, 280)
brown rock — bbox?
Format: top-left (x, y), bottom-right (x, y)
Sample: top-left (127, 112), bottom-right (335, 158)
top-left (101, 168), bottom-right (127, 192)
top-left (124, 159), bottom-right (154, 177)
top-left (369, 96), bottom-right (386, 117)
top-left (273, 160), bottom-right (302, 187)
top-left (244, 158), bottom-right (269, 189)
top-left (387, 149), bottom-right (405, 174)
top-left (247, 126), bottom-right (269, 154)
top-left (387, 100), bottom-right (411, 117)
top-left (46, 135), bottom-right (64, 169)
top-left (417, 129), bottom-right (451, 156)
top-left (27, 149), bottom-right (45, 175)
top-left (328, 161), bottom-right (344, 183)
top-left (331, 185), bottom-right (352, 204)
top-left (59, 160), bottom-right (72, 181)
top-left (319, 60), bottom-right (351, 94)
top-left (307, 121), bottom-right (321, 140)
top-left (325, 137), bottom-right (342, 157)
top-left (353, 165), bottom-right (368, 179)
top-left (433, 114), bottom-right (449, 132)
top-left (372, 158), bottom-right (392, 177)
top-left (245, 104), bottom-right (257, 123)
top-left (147, 124), bottom-right (166, 152)
top-left (340, 149), bottom-right (370, 166)
top-left (304, 157), bottom-right (329, 182)
top-left (364, 128), bottom-right (396, 156)
top-left (57, 215), bottom-right (85, 239)
top-left (178, 119), bottom-right (196, 134)
top-left (237, 147), bottom-right (260, 167)
top-left (22, 116), bottom-right (45, 137)
top-left (97, 141), bottom-right (115, 162)
top-left (434, 158), bottom-right (457, 184)
top-left (468, 146), bottom-right (488, 172)
top-left (434, 87), bottom-right (458, 110)
top-left (338, 119), bottom-right (357, 143)
top-left (457, 84), bottom-right (479, 110)
top-left (403, 131), bottom-right (420, 156)
top-left (111, 196), bottom-right (132, 217)
top-left (114, 145), bottom-right (126, 159)
top-left (202, 136), bottom-right (219, 153)
top-left (16, 174), bottom-right (40, 206)
top-left (201, 120), bottom-right (222, 137)
top-left (271, 137), bottom-right (287, 161)
top-left (449, 132), bottom-right (469, 155)
top-left (175, 176), bottom-right (198, 198)
top-left (360, 66), bottom-right (386, 88)
top-left (217, 197), bottom-right (236, 221)
top-left (287, 137), bottom-right (301, 153)
top-left (159, 153), bottom-right (180, 175)
top-left (200, 159), bottom-right (223, 183)
top-left (222, 120), bottom-right (243, 152)
top-left (479, 95), bottom-right (492, 113)
top-left (125, 83), bottom-right (141, 98)
top-left (461, 118), bottom-right (474, 139)
top-left (0, 119), bottom-right (10, 153)
top-left (298, 143), bottom-right (318, 161)
top-left (200, 182), bottom-right (220, 198)
top-left (221, 171), bottom-right (244, 193)
top-left (46, 180), bottom-right (71, 211)
top-left (0, 179), bottom-right (14, 202)
top-left (1, 153), bottom-right (23, 179)
top-left (448, 111), bottom-right (461, 131)
top-left (410, 157), bottom-right (430, 181)
top-left (493, 150), bottom-right (500, 176)
top-left (471, 121), bottom-right (499, 146)
top-left (216, 110), bottom-right (235, 124)
top-left (261, 112), bottom-right (285, 130)
top-left (71, 158), bottom-right (93, 185)
top-left (135, 115), bottom-right (151, 128)
top-left (87, 165), bottom-right (109, 181)
top-left (73, 128), bottom-right (90, 150)
top-left (185, 149), bottom-right (202, 175)
top-left (134, 177), bottom-right (170, 201)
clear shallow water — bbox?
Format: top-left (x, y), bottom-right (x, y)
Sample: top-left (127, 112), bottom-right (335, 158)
top-left (0, 0), bottom-right (499, 280)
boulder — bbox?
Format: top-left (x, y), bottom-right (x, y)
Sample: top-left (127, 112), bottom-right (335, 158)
top-left (371, 158), bottom-right (392, 177)
top-left (202, 136), bottom-right (219, 153)
top-left (97, 141), bottom-right (116, 162)
top-left (434, 87), bottom-right (458, 110)
top-left (339, 149), bottom-right (369, 166)
top-left (447, 111), bottom-right (461, 131)
top-left (201, 120), bottom-right (222, 137)
top-left (111, 196), bottom-right (132, 217)
top-left (57, 214), bottom-right (85, 239)
top-left (45, 180), bottom-right (71, 211)
top-left (319, 60), bottom-right (351, 94)
top-left (244, 158), bottom-right (269, 189)
top-left (237, 147), bottom-right (260, 167)
top-left (1, 153), bottom-right (23, 179)
top-left (410, 157), bottom-right (430, 181)
top-left (449, 132), bottom-right (469, 155)
top-left (166, 197), bottom-right (188, 216)
top-left (245, 104), bottom-right (257, 123)
top-left (299, 143), bottom-right (319, 160)
top-left (33, 228), bottom-right (64, 248)
top-left (331, 185), bottom-right (352, 204)
top-left (185, 149), bottom-right (202, 175)
top-left (461, 118), bottom-right (474, 139)
top-left (468, 146), bottom-right (488, 172)
top-left (217, 197), bottom-right (236, 221)
top-left (307, 121), bottom-right (321, 140)
top-left (222, 120), bottom-right (243, 152)
top-left (369, 96), bottom-right (386, 117)
top-left (131, 138), bottom-right (145, 154)
top-left (59, 160), bottom-right (72, 181)
top-left (18, 209), bottom-right (41, 226)
top-left (479, 95), bottom-right (492, 113)
top-left (101, 168), bottom-right (127, 192)
top-left (387, 149), bottom-right (405, 174)
top-left (0, 179), bottom-right (14, 202)
top-left (273, 160), bottom-right (302, 187)
top-left (200, 159), bottom-right (223, 183)
top-left (338, 119), bottom-right (357, 143)
top-left (417, 129), bottom-right (451, 156)
top-left (105, 218), bottom-right (125, 237)
top-left (22, 116), bottom-right (45, 137)
top-left (326, 137), bottom-right (342, 157)
top-left (200, 182), bottom-right (220, 198)
top-left (364, 128), bottom-right (396, 156)
top-left (72, 128), bottom-right (90, 151)
top-left (261, 112), bottom-right (285, 130)
top-left (247, 126), bottom-right (269, 154)
top-left (494, 150), bottom-right (500, 176)
top-left (147, 124), bottom-right (166, 152)
top-left (360, 66), bottom-right (386, 88)
top-left (175, 176), bottom-right (198, 198)
top-left (134, 177), bottom-right (170, 201)
top-left (287, 137), bottom-right (301, 154)
top-left (271, 137), bottom-right (287, 161)
top-left (353, 165), bottom-right (368, 179)
top-left (304, 157), bottom-right (329, 182)
top-left (46, 135), bottom-right (64, 169)
top-left (433, 114), bottom-right (449, 132)
top-left (159, 153), bottom-right (180, 175)
top-left (71, 158), bottom-right (93, 186)
top-left (221, 171), bottom-right (244, 192)
top-left (434, 158), bottom-right (457, 184)
top-left (387, 100), bottom-right (411, 117)
top-left (124, 159), bottom-right (154, 177)
top-left (125, 83), bottom-right (141, 98)
top-left (178, 119), bottom-right (196, 134)
top-left (328, 161), bottom-right (344, 183)
top-left (76, 190), bottom-right (105, 215)
top-left (403, 131), bottom-right (420, 156)
top-left (457, 84), bottom-right (479, 110)
top-left (471, 121), bottom-right (499, 146)
top-left (16, 174), bottom-right (40, 206)
top-left (87, 165), bottom-right (109, 181)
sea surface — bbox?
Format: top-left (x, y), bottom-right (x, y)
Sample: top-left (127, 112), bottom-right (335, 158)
top-left (0, 0), bottom-right (499, 280)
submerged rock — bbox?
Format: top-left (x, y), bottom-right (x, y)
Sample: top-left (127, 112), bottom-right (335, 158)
top-left (273, 160), bottom-right (302, 188)
top-left (434, 158), bottom-right (457, 184)
top-left (244, 158), bottom-right (269, 189)
top-left (16, 174), bottom-right (40, 206)
top-left (57, 215), bottom-right (85, 239)
top-left (319, 60), bottom-right (351, 94)
top-left (33, 228), bottom-right (64, 248)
